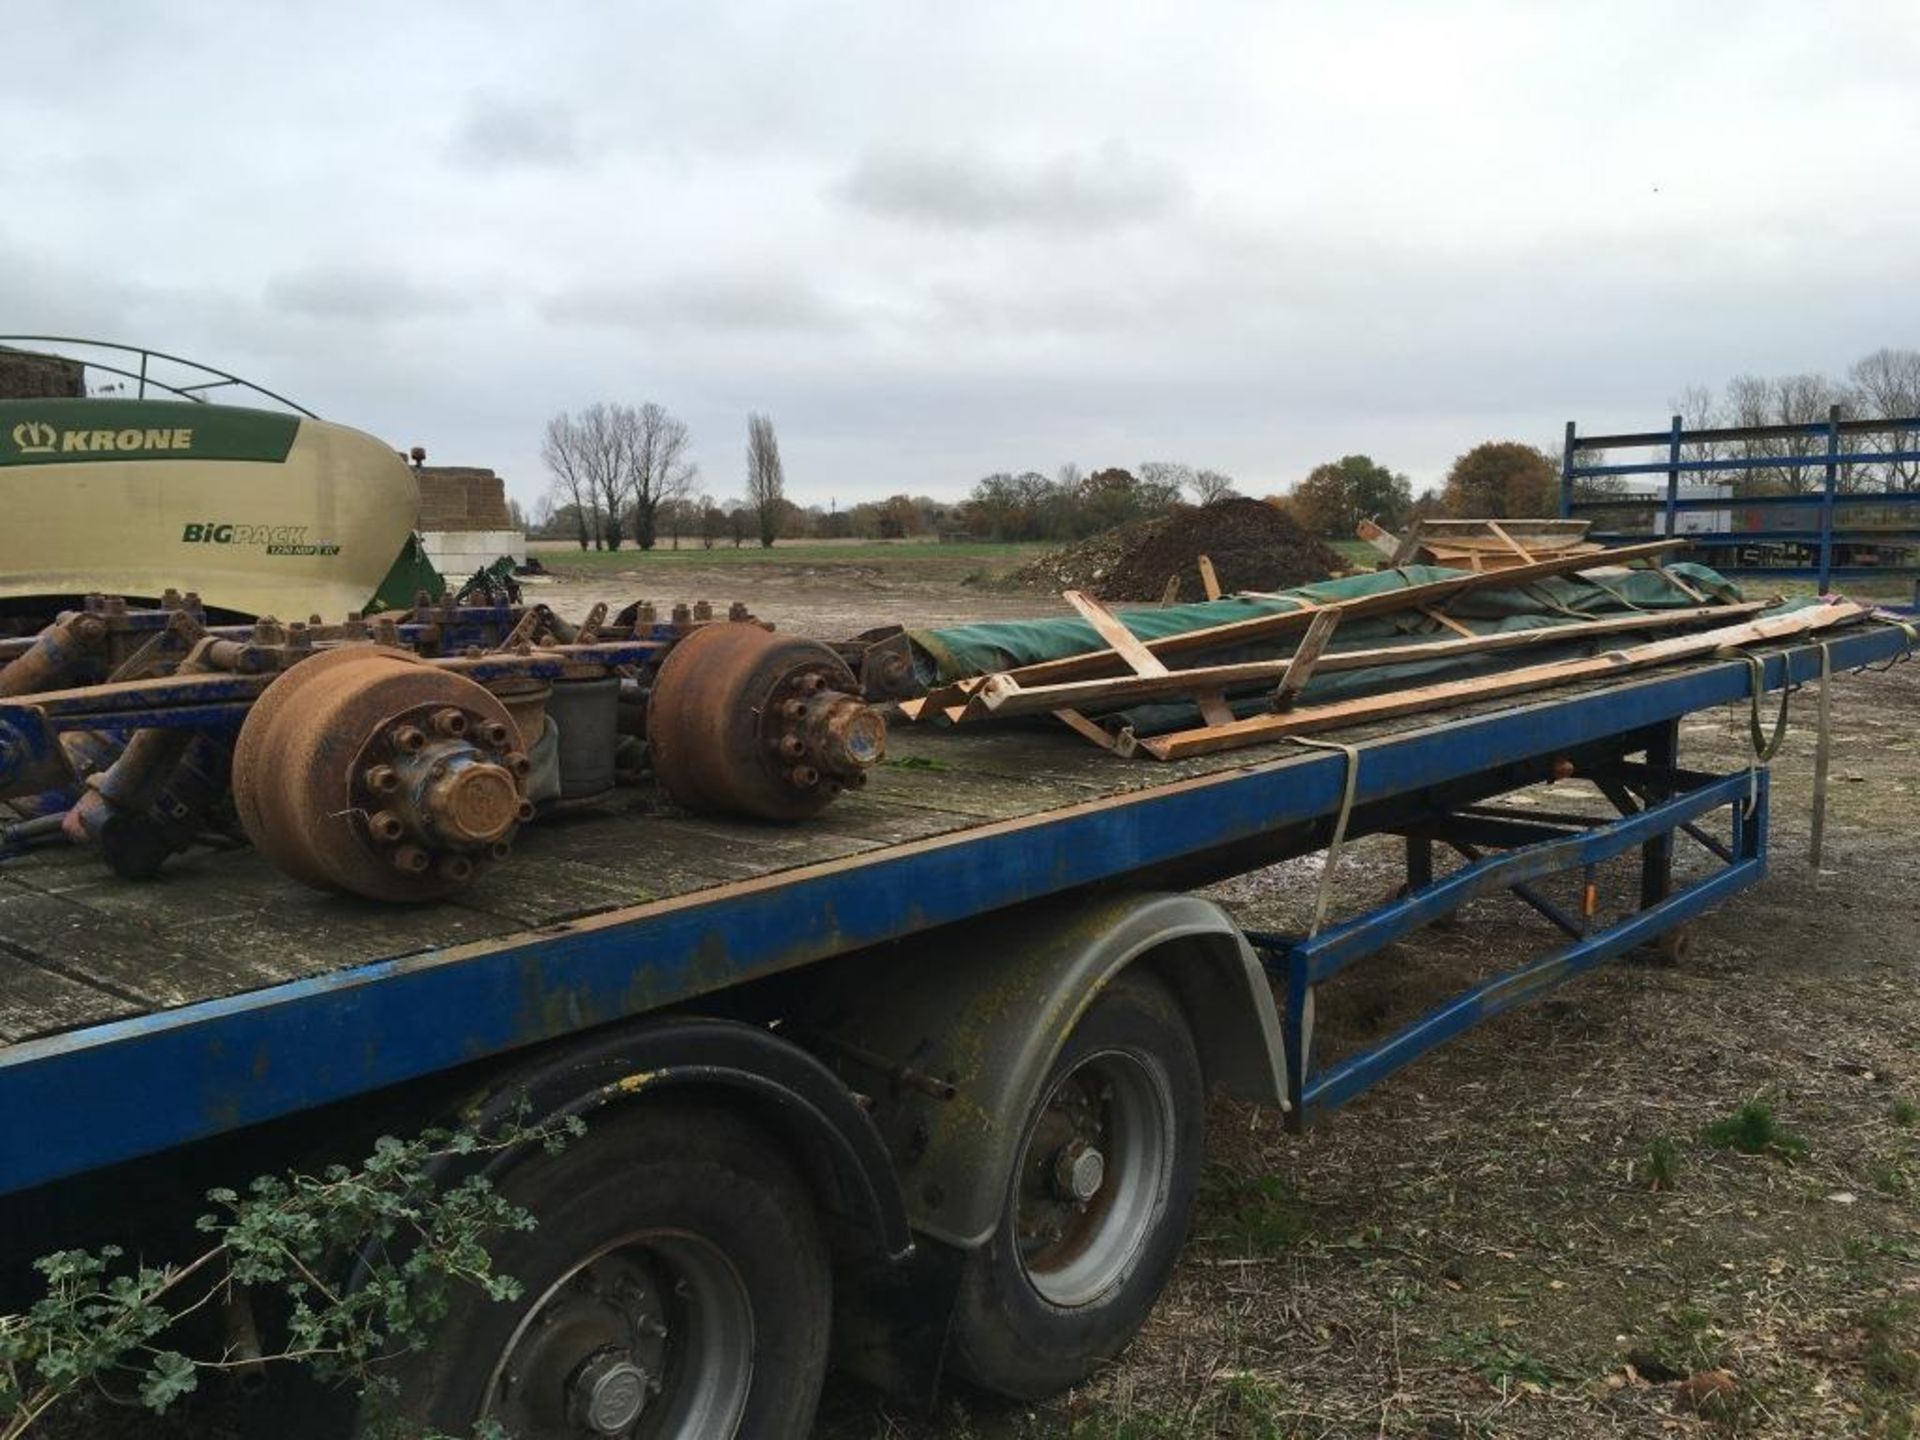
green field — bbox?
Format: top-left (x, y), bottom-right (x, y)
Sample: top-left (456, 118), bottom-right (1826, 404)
top-left (530, 539), bottom-right (1050, 570)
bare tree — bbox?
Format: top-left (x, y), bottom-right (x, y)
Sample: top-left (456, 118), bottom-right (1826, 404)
top-left (1668, 384), bottom-right (1726, 468)
top-left (1849, 348), bottom-right (1920, 489)
top-left (746, 413), bottom-right (786, 549)
top-left (625, 403), bottom-right (697, 550)
top-left (541, 406), bottom-right (629, 549)
top-left (1138, 461), bottom-right (1196, 501)
top-left (1189, 468), bottom-right (1238, 505)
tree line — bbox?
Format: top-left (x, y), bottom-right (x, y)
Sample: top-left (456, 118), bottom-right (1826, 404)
top-left (540, 402), bottom-right (789, 551)
top-left (953, 463), bottom-right (1238, 543)
top-left (536, 349), bottom-right (1918, 552)
top-left (1652, 347), bottom-right (1920, 494)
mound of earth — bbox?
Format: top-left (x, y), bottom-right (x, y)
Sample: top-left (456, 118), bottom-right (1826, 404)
top-left (1013, 498), bottom-right (1343, 602)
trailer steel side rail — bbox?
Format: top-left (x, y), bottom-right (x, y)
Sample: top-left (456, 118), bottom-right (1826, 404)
top-left (1252, 766), bottom-right (1768, 1127)
top-left (0, 624), bottom-right (1905, 1197)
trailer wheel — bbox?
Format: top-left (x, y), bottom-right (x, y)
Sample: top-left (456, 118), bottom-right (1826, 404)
top-left (373, 1101), bottom-right (830, 1440)
top-left (949, 972), bottom-right (1204, 1399)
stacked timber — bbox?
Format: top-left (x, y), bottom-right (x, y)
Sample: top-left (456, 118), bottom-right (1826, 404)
top-left (892, 535), bottom-right (1886, 761)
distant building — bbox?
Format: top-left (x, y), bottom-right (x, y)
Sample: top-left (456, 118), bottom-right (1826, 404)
top-left (1615, 480), bottom-right (1733, 536)
top-left (0, 346), bottom-right (86, 400)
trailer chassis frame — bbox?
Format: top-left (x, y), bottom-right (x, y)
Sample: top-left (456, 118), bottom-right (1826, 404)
top-left (1253, 736), bottom-right (1767, 1128)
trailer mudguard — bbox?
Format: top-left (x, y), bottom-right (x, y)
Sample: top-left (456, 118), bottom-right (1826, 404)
top-left (794, 890), bottom-right (1287, 1250)
top-left (446, 1014), bottom-right (914, 1263)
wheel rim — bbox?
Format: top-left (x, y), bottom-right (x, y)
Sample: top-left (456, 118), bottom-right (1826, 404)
top-left (484, 1229), bottom-right (754, 1439)
top-left (1013, 1047), bottom-right (1175, 1308)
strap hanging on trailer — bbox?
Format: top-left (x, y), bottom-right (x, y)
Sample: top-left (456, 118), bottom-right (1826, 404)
top-left (1284, 735), bottom-right (1361, 939)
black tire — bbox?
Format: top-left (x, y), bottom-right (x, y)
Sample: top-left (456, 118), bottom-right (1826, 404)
top-left (949, 972), bottom-right (1205, 1399)
top-left (369, 1100), bottom-right (831, 1440)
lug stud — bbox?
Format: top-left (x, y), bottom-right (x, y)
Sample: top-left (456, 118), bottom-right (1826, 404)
top-left (392, 844), bottom-right (431, 874)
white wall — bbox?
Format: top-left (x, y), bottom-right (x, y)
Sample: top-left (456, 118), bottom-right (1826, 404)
top-left (420, 529), bottom-right (527, 575)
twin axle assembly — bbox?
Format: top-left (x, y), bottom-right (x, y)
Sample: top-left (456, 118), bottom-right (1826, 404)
top-left (0, 593), bottom-right (887, 902)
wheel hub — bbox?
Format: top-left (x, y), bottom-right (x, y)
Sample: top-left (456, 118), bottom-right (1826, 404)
top-left (570, 1349), bottom-right (653, 1434)
top-left (1014, 1050), bottom-right (1176, 1308)
top-left (486, 1234), bottom-right (754, 1440)
top-left (1052, 1139), bottom-right (1107, 1203)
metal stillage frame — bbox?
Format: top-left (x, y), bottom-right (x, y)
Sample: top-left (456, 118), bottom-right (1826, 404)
top-left (1562, 411), bottom-right (1920, 595)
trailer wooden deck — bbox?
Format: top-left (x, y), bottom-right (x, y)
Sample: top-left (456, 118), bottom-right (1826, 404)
top-left (0, 717), bottom-right (1304, 1047)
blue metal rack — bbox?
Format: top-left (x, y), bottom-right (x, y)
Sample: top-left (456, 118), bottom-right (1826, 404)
top-left (1252, 765), bottom-right (1765, 1128)
top-left (1561, 410), bottom-right (1920, 596)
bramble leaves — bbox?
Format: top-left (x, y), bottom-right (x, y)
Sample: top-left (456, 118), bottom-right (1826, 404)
top-left (0, 1107), bottom-right (577, 1439)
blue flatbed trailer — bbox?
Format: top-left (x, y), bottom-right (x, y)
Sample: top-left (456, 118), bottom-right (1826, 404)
top-left (0, 619), bottom-right (1909, 1436)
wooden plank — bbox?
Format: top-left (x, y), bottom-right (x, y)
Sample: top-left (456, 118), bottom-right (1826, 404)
top-left (1062, 590), bottom-right (1167, 676)
top-left (1414, 518), bottom-right (1592, 535)
top-left (1652, 559), bottom-right (1709, 603)
top-left (920, 539), bottom-right (1685, 703)
top-left (1419, 605), bottom-right (1481, 639)
top-left (1388, 523), bottom-right (1424, 567)
top-left (0, 883), bottom-right (308, 1006)
top-left (1198, 555), bottom-right (1222, 601)
top-left (1157, 575), bottom-right (1180, 607)
top-left (1053, 706), bottom-right (1121, 750)
top-left (1272, 607), bottom-right (1342, 710)
top-left (953, 602), bottom-right (1765, 721)
top-left (1357, 519), bottom-right (1399, 560)
top-left (1192, 689), bottom-right (1236, 727)
top-left (1484, 520), bottom-right (1536, 565)
top-left (1136, 602), bottom-right (1867, 760)
top-left (0, 956), bottom-right (137, 1042)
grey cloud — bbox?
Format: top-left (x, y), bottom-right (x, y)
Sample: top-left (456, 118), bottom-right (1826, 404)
top-left (837, 142), bottom-right (1186, 231)
top-left (541, 275), bottom-right (853, 336)
top-left (447, 95), bottom-right (581, 171)
top-left (265, 266), bottom-right (470, 323)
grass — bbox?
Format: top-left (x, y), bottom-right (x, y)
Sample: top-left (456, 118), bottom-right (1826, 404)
top-left (1196, 1166), bottom-right (1316, 1255)
top-left (1329, 538), bottom-right (1379, 566)
top-left (1893, 1098), bottom-right (1918, 1127)
top-left (1643, 1134), bottom-right (1679, 1190)
top-left (1864, 1299), bottom-right (1920, 1392)
top-left (1436, 1326), bottom-right (1565, 1390)
top-left (1703, 1098), bottom-right (1809, 1160)
top-left (531, 539), bottom-right (1048, 569)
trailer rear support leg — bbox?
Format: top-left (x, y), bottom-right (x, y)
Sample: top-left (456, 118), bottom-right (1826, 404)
top-left (1639, 719), bottom-right (1680, 911)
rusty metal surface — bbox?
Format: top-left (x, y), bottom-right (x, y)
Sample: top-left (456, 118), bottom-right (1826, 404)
top-left (231, 647), bottom-right (530, 902)
top-left (646, 623), bottom-right (886, 820)
top-left (2, 597), bottom-right (882, 893)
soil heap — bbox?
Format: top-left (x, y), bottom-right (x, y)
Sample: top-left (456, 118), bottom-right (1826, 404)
top-left (1013, 498), bottom-right (1343, 602)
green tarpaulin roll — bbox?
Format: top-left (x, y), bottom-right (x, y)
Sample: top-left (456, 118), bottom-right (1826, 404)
top-left (903, 563), bottom-right (1770, 736)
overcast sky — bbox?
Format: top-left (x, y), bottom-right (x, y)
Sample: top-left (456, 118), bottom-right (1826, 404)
top-left (7, 2), bottom-right (1918, 509)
